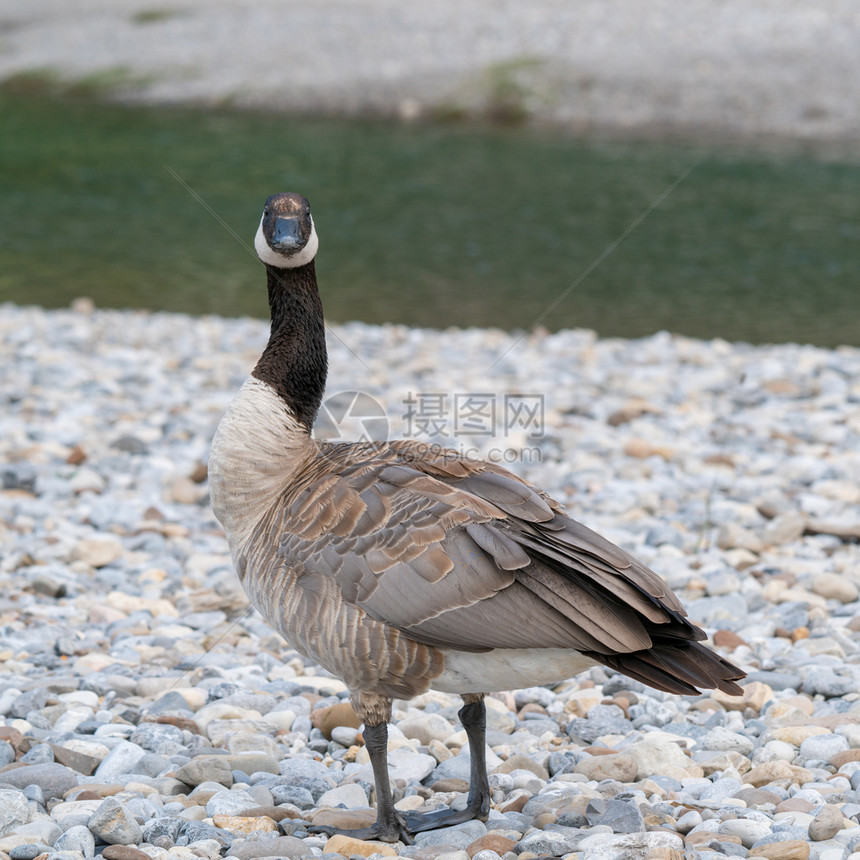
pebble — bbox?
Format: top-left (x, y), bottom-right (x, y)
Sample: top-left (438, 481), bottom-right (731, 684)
top-left (574, 753), bottom-right (638, 782)
top-left (324, 834), bottom-right (397, 857)
top-left (228, 835), bottom-right (308, 859)
top-left (414, 820), bottom-right (488, 849)
top-left (2, 305), bottom-right (860, 857)
top-left (53, 825), bottom-right (95, 857)
top-left (175, 757), bottom-right (233, 788)
top-left (0, 763), bottom-right (79, 799)
top-left (315, 783), bottom-right (369, 809)
top-left (810, 805), bottom-right (846, 841)
top-left (87, 797), bottom-right (144, 845)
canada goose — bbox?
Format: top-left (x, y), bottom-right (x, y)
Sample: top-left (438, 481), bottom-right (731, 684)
top-left (209, 192), bottom-right (745, 843)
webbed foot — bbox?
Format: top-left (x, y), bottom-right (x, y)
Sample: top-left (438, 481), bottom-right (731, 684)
top-left (309, 815), bottom-right (414, 845)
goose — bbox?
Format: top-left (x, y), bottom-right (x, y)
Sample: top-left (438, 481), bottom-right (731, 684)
top-left (208, 192), bottom-right (745, 843)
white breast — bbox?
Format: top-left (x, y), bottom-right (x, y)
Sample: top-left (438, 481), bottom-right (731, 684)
top-left (433, 647), bottom-right (599, 694)
top-left (209, 376), bottom-right (311, 546)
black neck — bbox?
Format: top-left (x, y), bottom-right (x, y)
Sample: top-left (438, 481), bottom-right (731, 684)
top-left (252, 261), bottom-right (327, 432)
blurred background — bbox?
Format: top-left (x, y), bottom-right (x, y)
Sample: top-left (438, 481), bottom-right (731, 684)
top-left (1, 0), bottom-right (858, 346)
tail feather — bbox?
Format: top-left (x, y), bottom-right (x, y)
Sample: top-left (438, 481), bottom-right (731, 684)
top-left (585, 640), bottom-right (745, 697)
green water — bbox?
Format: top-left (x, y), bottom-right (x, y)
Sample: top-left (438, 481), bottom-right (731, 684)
top-left (1, 93), bottom-right (858, 345)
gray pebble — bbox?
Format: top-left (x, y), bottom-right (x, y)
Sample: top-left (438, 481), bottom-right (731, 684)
top-left (228, 835), bottom-right (309, 859)
top-left (205, 789), bottom-right (258, 816)
top-left (22, 785), bottom-right (46, 807)
top-left (177, 820), bottom-right (234, 848)
top-left (53, 825), bottom-right (95, 858)
top-left (93, 740), bottom-right (146, 780)
top-left (515, 829), bottom-right (585, 855)
top-left (9, 845), bottom-right (53, 860)
top-left (802, 669), bottom-right (856, 698)
top-left (271, 784), bottom-right (315, 808)
top-left (87, 797), bottom-right (144, 845)
top-left (586, 798), bottom-right (644, 833)
top-left (799, 733), bottom-right (849, 764)
top-left (414, 820), bottom-right (488, 849)
top-left (0, 740), bottom-right (16, 767)
top-left (700, 778), bottom-right (744, 803)
top-left (0, 763), bottom-right (78, 799)
top-left (142, 816), bottom-right (184, 847)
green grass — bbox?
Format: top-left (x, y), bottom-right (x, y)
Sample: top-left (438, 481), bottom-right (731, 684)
top-left (1, 92), bottom-right (858, 345)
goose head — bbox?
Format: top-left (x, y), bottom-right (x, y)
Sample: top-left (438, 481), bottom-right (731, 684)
top-left (254, 192), bottom-right (319, 269)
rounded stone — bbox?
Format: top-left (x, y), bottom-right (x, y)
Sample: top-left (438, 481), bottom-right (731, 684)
top-left (719, 817), bottom-right (773, 848)
top-left (0, 763), bottom-right (78, 800)
top-left (311, 703), bottom-right (362, 740)
top-left (798, 733), bottom-right (849, 764)
top-left (315, 783), bottom-right (369, 809)
top-left (574, 753), bottom-right (638, 783)
top-left (808, 804), bottom-right (844, 841)
top-left (87, 797), bottom-right (144, 845)
top-left (54, 823), bottom-right (96, 857)
top-left (176, 757), bottom-right (234, 788)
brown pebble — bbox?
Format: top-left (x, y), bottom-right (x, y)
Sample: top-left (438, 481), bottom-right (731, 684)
top-left (467, 834), bottom-right (517, 857)
top-left (733, 787), bottom-right (781, 807)
top-left (775, 797), bottom-right (815, 814)
top-left (0, 727), bottom-right (23, 749)
top-left (606, 696), bottom-right (631, 718)
top-left (574, 753), bottom-right (638, 783)
top-left (142, 715), bottom-right (203, 735)
top-left (102, 846), bottom-right (152, 860)
top-left (212, 814), bottom-right (279, 835)
top-left (189, 461), bottom-right (208, 483)
top-left (239, 805), bottom-right (295, 822)
top-left (532, 811), bottom-right (558, 829)
top-left (72, 789), bottom-right (110, 801)
top-left (754, 840), bottom-right (810, 860)
top-left (499, 791), bottom-right (530, 814)
top-left (430, 777), bottom-right (470, 793)
top-left (495, 752), bottom-right (549, 780)
top-left (583, 746), bottom-right (618, 756)
top-left (323, 835), bottom-right (397, 857)
top-left (66, 444), bottom-right (87, 465)
top-left (517, 703), bottom-right (547, 718)
top-left (791, 626), bottom-right (810, 641)
top-left (51, 745), bottom-right (100, 775)
top-left (311, 702), bottom-right (361, 740)
top-left (312, 808), bottom-right (377, 831)
top-left (64, 783), bottom-right (123, 800)
top-left (713, 629), bottom-right (749, 650)
top-left (644, 812), bottom-right (675, 829)
top-left (831, 749), bottom-right (860, 768)
top-left (685, 831), bottom-right (742, 847)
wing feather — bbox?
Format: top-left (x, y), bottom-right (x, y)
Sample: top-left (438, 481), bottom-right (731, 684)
top-left (273, 439), bottom-right (744, 694)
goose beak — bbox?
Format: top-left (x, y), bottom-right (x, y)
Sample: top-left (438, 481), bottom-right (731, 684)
top-left (272, 216), bottom-right (302, 250)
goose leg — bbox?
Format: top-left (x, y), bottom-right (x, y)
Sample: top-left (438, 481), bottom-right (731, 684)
top-left (309, 721), bottom-right (413, 844)
top-left (402, 694), bottom-right (490, 833)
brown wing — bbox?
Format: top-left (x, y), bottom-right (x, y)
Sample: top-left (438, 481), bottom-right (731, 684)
top-left (280, 440), bottom-right (744, 695)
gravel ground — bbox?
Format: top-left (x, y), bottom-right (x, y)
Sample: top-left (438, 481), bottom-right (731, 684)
top-left (1, 0), bottom-right (859, 142)
top-left (2, 301), bottom-right (860, 859)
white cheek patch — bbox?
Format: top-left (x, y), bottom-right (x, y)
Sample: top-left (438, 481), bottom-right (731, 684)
top-left (254, 215), bottom-right (319, 268)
